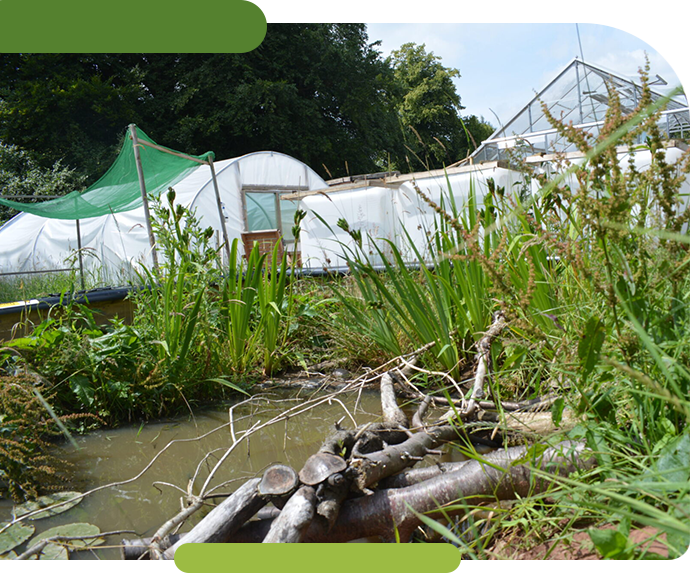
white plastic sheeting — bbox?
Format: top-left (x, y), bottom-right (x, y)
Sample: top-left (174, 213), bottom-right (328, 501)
top-left (298, 147), bottom-right (690, 272)
top-left (0, 151), bottom-right (326, 283)
top-left (299, 162), bottom-right (524, 270)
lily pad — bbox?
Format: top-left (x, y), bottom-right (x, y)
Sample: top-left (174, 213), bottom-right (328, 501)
top-left (31, 523), bottom-right (102, 550)
top-left (13, 491), bottom-right (83, 520)
top-left (0, 550), bottom-right (18, 559)
top-left (0, 521), bottom-right (35, 554)
top-left (38, 543), bottom-right (68, 560)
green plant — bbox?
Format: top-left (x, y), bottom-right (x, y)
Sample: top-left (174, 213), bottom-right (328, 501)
top-left (133, 188), bottom-right (221, 384)
top-left (256, 241), bottom-right (289, 375)
top-left (0, 373), bottom-right (94, 502)
top-left (219, 239), bottom-right (264, 374)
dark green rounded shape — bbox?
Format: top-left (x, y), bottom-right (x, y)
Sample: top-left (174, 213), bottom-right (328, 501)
top-left (0, 1), bottom-right (267, 53)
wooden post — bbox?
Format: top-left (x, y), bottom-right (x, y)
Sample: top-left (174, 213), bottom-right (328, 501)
top-left (129, 124), bottom-right (159, 271)
top-left (208, 158), bottom-right (232, 266)
top-left (75, 219), bottom-right (86, 291)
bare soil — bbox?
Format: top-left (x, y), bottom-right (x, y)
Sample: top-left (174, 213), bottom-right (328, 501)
top-left (488, 524), bottom-right (668, 560)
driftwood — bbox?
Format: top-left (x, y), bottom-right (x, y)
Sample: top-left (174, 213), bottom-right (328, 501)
top-left (302, 440), bottom-right (593, 543)
top-left (162, 478), bottom-right (265, 559)
top-left (127, 442), bottom-right (592, 547)
top-left (262, 486), bottom-right (316, 543)
top-left (121, 534), bottom-right (184, 560)
top-left (124, 312), bottom-right (594, 552)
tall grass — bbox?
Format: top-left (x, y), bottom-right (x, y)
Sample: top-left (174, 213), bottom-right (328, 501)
top-left (0, 270), bottom-right (83, 304)
top-left (332, 178), bottom-right (561, 386)
top-left (409, 65), bottom-right (690, 558)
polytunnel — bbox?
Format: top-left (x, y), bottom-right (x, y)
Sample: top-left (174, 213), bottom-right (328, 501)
top-left (0, 126), bottom-right (327, 285)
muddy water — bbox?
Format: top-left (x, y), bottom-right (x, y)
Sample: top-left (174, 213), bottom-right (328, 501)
top-left (0, 387), bottom-right (387, 558)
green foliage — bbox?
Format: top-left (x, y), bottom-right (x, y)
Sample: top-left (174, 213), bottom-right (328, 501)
top-left (0, 54), bottom-right (143, 182)
top-left (472, 67), bottom-right (690, 559)
top-left (134, 189), bottom-right (221, 385)
top-left (12, 491), bottom-right (84, 520)
top-left (0, 189), bottom-right (306, 424)
top-left (387, 43), bottom-right (493, 170)
top-left (0, 142), bottom-right (86, 223)
top-left (361, 65), bottom-right (690, 558)
top-left (0, 270), bottom-right (85, 305)
top-left (6, 307), bottom-right (156, 420)
top-left (0, 505), bottom-right (103, 560)
top-left (333, 179), bottom-right (560, 384)
top-left (0, 521), bottom-right (34, 555)
top-left (0, 31), bottom-right (492, 184)
top-left (0, 29), bottom-right (399, 182)
top-left (257, 242), bottom-right (289, 375)
top-left (219, 239), bottom-right (264, 374)
top-left (578, 317), bottom-right (606, 382)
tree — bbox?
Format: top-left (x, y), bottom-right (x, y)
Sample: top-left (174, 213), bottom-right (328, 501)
top-left (0, 54), bottom-right (144, 183)
top-left (387, 43), bottom-right (492, 171)
top-left (0, 142), bottom-right (86, 223)
top-left (0, 31), bottom-right (491, 184)
top-left (131, 25), bottom-right (401, 179)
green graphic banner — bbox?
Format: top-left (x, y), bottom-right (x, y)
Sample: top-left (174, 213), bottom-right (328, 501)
top-left (175, 543), bottom-right (461, 573)
top-left (0, 0), bottom-right (266, 52)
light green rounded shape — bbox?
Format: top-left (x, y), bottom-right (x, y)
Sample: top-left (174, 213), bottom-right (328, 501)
top-left (31, 523), bottom-right (102, 549)
top-left (0, 522), bottom-right (35, 554)
top-left (175, 543), bottom-right (460, 573)
top-left (13, 491), bottom-right (83, 520)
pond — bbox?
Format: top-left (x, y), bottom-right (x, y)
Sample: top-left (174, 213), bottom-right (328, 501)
top-left (1, 385), bottom-right (389, 558)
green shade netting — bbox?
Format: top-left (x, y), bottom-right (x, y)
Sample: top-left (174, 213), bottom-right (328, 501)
top-left (0, 126), bottom-right (214, 220)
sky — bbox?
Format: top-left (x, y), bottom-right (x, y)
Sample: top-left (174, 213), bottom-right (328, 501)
top-left (258, 1), bottom-right (689, 139)
top-left (367, 23), bottom-right (690, 126)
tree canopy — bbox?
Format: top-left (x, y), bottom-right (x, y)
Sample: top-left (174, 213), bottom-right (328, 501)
top-left (388, 43), bottom-right (494, 170)
top-left (0, 25), bottom-right (492, 192)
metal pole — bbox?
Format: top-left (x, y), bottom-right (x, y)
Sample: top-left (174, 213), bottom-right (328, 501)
top-left (208, 158), bottom-right (232, 266)
top-left (129, 124), bottom-right (159, 271)
top-left (76, 219), bottom-right (86, 291)
top-left (575, 62), bottom-right (584, 124)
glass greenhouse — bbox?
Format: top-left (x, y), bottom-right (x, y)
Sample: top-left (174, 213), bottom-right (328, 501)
top-left (471, 59), bottom-right (689, 163)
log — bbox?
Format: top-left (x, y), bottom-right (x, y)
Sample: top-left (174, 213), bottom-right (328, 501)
top-left (305, 440), bottom-right (594, 543)
top-left (263, 485), bottom-right (316, 543)
top-left (121, 534), bottom-right (184, 560)
top-left (377, 460), bottom-right (471, 489)
top-left (380, 371), bottom-right (409, 428)
top-left (347, 424), bottom-right (462, 491)
top-left (221, 441), bottom-right (594, 544)
top-left (315, 472), bottom-right (351, 530)
top-left (162, 477), bottom-right (266, 559)
top-left (121, 506), bottom-right (284, 559)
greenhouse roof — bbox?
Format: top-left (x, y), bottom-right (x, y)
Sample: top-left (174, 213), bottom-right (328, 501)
top-left (471, 59), bottom-right (690, 163)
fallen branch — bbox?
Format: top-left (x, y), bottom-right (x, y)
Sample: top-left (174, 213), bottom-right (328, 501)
top-left (458, 311), bottom-right (506, 419)
top-left (162, 478), bottom-right (265, 560)
top-left (262, 485), bottom-right (317, 543)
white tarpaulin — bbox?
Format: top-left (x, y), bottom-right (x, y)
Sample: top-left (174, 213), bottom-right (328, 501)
top-left (297, 147), bottom-right (690, 272)
top-left (298, 162), bottom-right (524, 271)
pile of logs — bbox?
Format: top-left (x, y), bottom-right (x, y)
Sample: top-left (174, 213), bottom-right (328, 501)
top-left (123, 312), bottom-right (594, 557)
